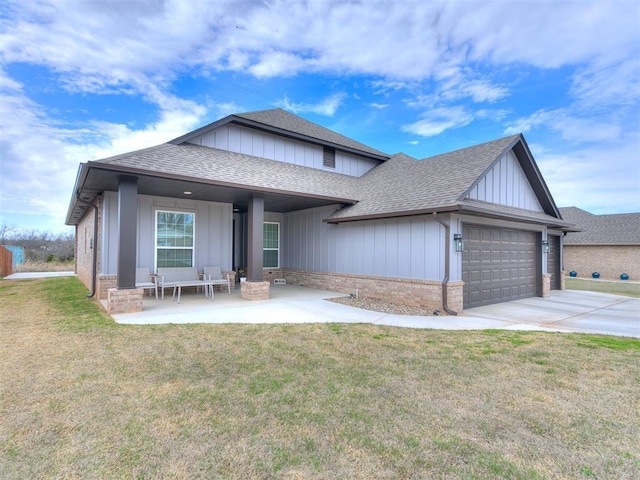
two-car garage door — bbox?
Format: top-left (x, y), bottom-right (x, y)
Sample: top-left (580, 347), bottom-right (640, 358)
top-left (462, 225), bottom-right (538, 308)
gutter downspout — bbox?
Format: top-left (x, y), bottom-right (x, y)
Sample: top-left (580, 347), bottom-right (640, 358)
top-left (75, 193), bottom-right (98, 298)
top-left (432, 212), bottom-right (457, 316)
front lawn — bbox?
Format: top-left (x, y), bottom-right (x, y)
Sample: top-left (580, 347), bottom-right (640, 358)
top-left (566, 276), bottom-right (640, 297)
top-left (1, 277), bottom-right (639, 479)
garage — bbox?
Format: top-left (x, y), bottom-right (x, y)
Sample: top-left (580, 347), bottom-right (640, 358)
top-left (462, 225), bottom-right (538, 308)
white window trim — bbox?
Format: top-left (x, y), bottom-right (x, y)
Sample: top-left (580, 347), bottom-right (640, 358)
top-left (263, 221), bottom-right (280, 269)
top-left (154, 209), bottom-right (196, 271)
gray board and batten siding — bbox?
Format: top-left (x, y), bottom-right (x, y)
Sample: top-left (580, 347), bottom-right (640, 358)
top-left (282, 205), bottom-right (446, 281)
top-left (466, 149), bottom-right (544, 212)
top-left (100, 192), bottom-right (233, 276)
top-left (187, 123), bottom-right (380, 177)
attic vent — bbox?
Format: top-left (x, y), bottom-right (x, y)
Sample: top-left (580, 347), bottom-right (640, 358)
top-left (323, 147), bottom-right (336, 168)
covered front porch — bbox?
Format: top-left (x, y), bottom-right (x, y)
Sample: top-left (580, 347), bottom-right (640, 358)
top-left (70, 164), bottom-right (356, 314)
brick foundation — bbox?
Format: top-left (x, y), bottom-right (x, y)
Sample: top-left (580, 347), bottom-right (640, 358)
top-left (263, 269), bottom-right (284, 284)
top-left (542, 273), bottom-right (551, 298)
top-left (107, 288), bottom-right (143, 314)
top-left (281, 268), bottom-right (462, 313)
top-left (241, 281), bottom-right (270, 300)
top-left (445, 281), bottom-right (464, 313)
top-left (97, 275), bottom-right (117, 301)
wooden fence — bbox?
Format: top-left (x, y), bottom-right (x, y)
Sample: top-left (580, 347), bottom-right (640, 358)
top-left (0, 245), bottom-right (12, 277)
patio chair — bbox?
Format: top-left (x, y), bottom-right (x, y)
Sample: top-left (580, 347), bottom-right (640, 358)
top-left (201, 266), bottom-right (231, 297)
top-left (135, 267), bottom-right (158, 300)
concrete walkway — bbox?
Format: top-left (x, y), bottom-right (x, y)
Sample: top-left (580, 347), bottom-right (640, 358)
top-left (113, 285), bottom-right (640, 338)
top-left (4, 271), bottom-right (76, 279)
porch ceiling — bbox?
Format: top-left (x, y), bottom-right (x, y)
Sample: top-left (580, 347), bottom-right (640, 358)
top-left (67, 166), bottom-right (350, 224)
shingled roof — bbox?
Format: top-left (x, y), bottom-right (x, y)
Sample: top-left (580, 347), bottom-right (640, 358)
top-left (559, 207), bottom-right (640, 244)
top-left (67, 108), bottom-right (570, 230)
top-left (91, 143), bottom-right (360, 201)
top-left (170, 108), bottom-right (389, 160)
top-left (326, 134), bottom-right (565, 225)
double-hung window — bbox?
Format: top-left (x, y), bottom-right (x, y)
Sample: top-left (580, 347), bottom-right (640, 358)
top-left (263, 222), bottom-right (280, 268)
top-left (155, 210), bottom-right (195, 268)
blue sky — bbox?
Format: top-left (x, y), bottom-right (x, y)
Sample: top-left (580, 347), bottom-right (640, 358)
top-left (0, 0), bottom-right (638, 234)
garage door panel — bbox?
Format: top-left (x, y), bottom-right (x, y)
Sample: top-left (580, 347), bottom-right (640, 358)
top-left (463, 225), bottom-right (538, 308)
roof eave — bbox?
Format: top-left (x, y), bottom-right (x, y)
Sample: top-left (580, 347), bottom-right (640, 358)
top-left (65, 163), bottom-right (91, 225)
top-left (65, 161), bottom-right (360, 226)
top-left (458, 204), bottom-right (575, 230)
top-left (324, 206), bottom-right (461, 224)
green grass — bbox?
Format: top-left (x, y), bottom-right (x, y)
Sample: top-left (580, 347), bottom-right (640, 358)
top-left (1, 277), bottom-right (639, 479)
top-left (566, 277), bottom-right (640, 297)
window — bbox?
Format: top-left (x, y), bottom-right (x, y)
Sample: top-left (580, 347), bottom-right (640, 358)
top-left (323, 147), bottom-right (336, 168)
top-left (156, 210), bottom-right (194, 268)
top-left (263, 222), bottom-right (280, 268)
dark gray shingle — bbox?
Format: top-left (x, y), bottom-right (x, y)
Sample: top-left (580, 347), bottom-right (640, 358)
top-left (235, 108), bottom-right (389, 158)
top-left (560, 207), bottom-right (640, 244)
top-left (95, 143), bottom-right (360, 201)
top-left (327, 135), bottom-right (522, 221)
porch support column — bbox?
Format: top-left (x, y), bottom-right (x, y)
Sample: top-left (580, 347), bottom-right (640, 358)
top-left (117, 175), bottom-right (138, 289)
top-left (247, 194), bottom-right (264, 282)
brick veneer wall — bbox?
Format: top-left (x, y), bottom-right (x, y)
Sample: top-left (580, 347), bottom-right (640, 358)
top-left (75, 198), bottom-right (100, 290)
top-left (107, 287), bottom-right (143, 314)
top-left (241, 281), bottom-right (270, 300)
top-left (263, 269), bottom-right (284, 284)
top-left (97, 275), bottom-right (117, 301)
top-left (281, 268), bottom-right (464, 312)
top-left (564, 245), bottom-right (640, 281)
top-left (542, 273), bottom-right (551, 298)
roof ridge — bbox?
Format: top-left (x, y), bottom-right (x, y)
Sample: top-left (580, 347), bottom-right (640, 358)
top-left (421, 134), bottom-right (521, 161)
top-left (234, 108), bottom-right (389, 158)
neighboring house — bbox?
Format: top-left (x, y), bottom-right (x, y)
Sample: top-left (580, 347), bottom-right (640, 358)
top-left (559, 207), bottom-right (640, 280)
top-left (66, 108), bottom-right (573, 314)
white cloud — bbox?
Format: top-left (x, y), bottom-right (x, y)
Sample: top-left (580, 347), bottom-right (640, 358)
top-left (537, 137), bottom-right (640, 213)
top-left (277, 93), bottom-right (346, 117)
top-left (0, 86), bottom-right (209, 232)
top-left (505, 109), bottom-right (622, 143)
top-left (0, 0), bottom-right (638, 231)
top-left (570, 57), bottom-right (640, 110)
top-left (402, 106), bottom-right (474, 137)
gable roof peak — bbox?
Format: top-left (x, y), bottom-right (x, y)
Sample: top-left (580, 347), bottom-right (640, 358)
top-left (171, 107), bottom-right (389, 160)
top-left (421, 133), bottom-right (522, 163)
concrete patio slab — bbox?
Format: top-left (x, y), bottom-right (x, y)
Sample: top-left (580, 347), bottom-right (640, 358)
top-left (4, 271), bottom-right (76, 279)
top-left (112, 285), bottom-right (639, 338)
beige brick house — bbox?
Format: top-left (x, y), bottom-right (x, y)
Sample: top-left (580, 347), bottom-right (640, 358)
top-left (560, 207), bottom-right (640, 281)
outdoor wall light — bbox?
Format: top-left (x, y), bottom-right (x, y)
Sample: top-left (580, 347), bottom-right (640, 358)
top-left (542, 239), bottom-right (550, 254)
top-left (453, 233), bottom-right (464, 253)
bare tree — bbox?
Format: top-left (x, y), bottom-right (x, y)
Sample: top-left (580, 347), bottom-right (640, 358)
top-left (1, 224), bottom-right (75, 263)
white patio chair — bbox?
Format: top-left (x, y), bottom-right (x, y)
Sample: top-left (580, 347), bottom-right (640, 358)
top-left (135, 267), bottom-right (158, 300)
top-left (201, 266), bottom-right (231, 298)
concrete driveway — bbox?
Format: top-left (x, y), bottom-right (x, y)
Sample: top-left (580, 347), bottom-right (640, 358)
top-left (459, 290), bottom-right (639, 338)
top-left (112, 285), bottom-right (639, 338)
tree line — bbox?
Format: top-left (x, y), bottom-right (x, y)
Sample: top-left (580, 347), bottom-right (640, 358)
top-left (0, 224), bottom-right (74, 263)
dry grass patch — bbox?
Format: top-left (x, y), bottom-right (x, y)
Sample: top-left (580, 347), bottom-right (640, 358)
top-left (566, 277), bottom-right (640, 297)
top-left (1, 277), bottom-right (639, 479)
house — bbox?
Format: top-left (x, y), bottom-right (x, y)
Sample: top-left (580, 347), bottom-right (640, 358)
top-left (559, 207), bottom-right (640, 280)
top-left (66, 108), bottom-right (573, 315)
